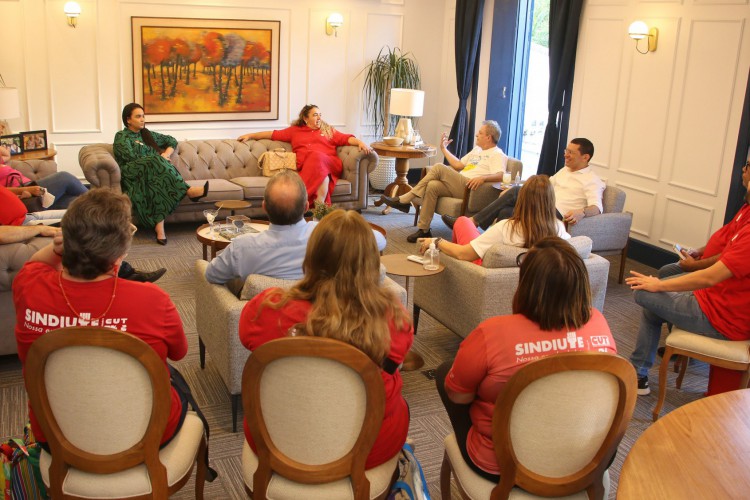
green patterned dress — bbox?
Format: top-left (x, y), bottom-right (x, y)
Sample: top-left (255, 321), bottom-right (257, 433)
top-left (113, 128), bottom-right (188, 228)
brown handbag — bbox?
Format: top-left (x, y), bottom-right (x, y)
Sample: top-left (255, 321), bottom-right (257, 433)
top-left (259, 148), bottom-right (297, 177)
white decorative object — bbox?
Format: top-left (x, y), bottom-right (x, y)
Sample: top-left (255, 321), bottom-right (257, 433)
top-left (370, 157), bottom-right (397, 191)
top-left (390, 89), bottom-right (424, 145)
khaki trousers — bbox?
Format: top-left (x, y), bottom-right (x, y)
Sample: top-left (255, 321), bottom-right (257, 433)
top-left (410, 164), bottom-right (468, 230)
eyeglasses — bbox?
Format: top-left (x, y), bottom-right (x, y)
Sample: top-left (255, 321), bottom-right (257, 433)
top-left (516, 252), bottom-right (528, 267)
top-left (129, 223), bottom-right (138, 235)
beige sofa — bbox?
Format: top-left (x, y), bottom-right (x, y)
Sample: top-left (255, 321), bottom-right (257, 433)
top-left (79, 139), bottom-right (378, 222)
top-left (413, 236), bottom-right (610, 340)
top-left (0, 158), bottom-right (58, 356)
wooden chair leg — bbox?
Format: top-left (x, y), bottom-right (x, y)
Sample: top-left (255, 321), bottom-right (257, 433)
top-left (653, 346), bottom-right (676, 421)
top-left (440, 450), bottom-right (453, 500)
top-left (232, 394), bottom-right (241, 432)
top-left (413, 206), bottom-right (420, 226)
top-left (675, 352), bottom-right (689, 389)
top-left (195, 435), bottom-right (207, 500)
top-left (741, 369), bottom-right (750, 389)
top-left (618, 242), bottom-right (629, 284)
top-left (199, 337), bottom-right (206, 369)
top-left (413, 305), bottom-right (421, 335)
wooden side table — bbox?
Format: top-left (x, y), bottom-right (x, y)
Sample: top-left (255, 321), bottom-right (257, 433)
top-left (215, 200), bottom-right (251, 216)
top-left (12, 148), bottom-right (57, 161)
top-left (370, 142), bottom-right (436, 200)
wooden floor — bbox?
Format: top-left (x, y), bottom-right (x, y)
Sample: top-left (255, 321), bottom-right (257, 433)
top-left (0, 194), bottom-right (712, 499)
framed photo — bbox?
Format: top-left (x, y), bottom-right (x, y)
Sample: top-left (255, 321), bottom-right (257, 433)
top-left (131, 17), bottom-right (280, 123)
top-left (0, 134), bottom-right (23, 155)
top-left (20, 130), bottom-right (47, 152)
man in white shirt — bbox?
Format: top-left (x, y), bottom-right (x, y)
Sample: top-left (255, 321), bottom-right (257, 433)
top-left (378, 120), bottom-right (508, 242)
top-left (443, 138), bottom-right (604, 231)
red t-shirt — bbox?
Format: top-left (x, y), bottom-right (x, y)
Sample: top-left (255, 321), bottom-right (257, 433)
top-left (703, 203), bottom-right (750, 258)
top-left (0, 185), bottom-right (27, 226)
top-left (695, 223), bottom-right (750, 340)
top-left (239, 288), bottom-right (413, 469)
top-left (444, 310), bottom-right (617, 475)
top-left (13, 262), bottom-right (188, 444)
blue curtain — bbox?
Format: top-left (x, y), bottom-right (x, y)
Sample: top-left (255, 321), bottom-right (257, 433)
top-left (448, 0), bottom-right (486, 159)
top-left (726, 66), bottom-right (750, 223)
top-left (536, 0), bottom-right (584, 176)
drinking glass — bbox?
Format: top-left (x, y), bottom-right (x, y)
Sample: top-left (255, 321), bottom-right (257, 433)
top-left (502, 172), bottom-right (512, 185)
top-left (203, 209), bottom-right (219, 235)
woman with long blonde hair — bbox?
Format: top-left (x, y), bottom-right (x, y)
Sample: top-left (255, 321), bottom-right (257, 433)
top-left (239, 209), bottom-right (414, 467)
top-left (238, 104), bottom-right (372, 205)
top-left (419, 175), bottom-right (569, 265)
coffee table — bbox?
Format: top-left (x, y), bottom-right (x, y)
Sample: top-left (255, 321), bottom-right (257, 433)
top-left (370, 142), bottom-right (436, 215)
top-left (196, 220), bottom-right (269, 260)
top-left (381, 253), bottom-right (445, 370)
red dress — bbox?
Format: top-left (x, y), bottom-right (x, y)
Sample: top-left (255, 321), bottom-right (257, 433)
top-left (13, 262), bottom-right (188, 445)
top-left (271, 126), bottom-right (353, 205)
top-left (239, 288), bottom-right (413, 468)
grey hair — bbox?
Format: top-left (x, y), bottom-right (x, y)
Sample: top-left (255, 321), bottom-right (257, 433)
top-left (482, 120), bottom-right (502, 144)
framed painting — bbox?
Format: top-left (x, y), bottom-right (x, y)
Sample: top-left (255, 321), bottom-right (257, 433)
top-left (20, 130), bottom-right (47, 152)
top-left (132, 17), bottom-right (280, 123)
top-left (0, 134), bottom-right (23, 155)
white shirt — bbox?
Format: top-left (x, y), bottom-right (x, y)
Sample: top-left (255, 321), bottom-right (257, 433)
top-left (550, 166), bottom-right (605, 215)
top-left (459, 146), bottom-right (508, 188)
top-left (469, 219), bottom-right (570, 259)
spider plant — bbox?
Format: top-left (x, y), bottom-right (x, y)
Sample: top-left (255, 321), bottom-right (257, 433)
top-left (361, 46), bottom-right (421, 138)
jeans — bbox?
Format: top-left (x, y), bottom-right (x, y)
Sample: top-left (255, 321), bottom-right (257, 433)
top-left (23, 210), bottom-right (67, 225)
top-left (629, 289), bottom-right (726, 378)
top-left (36, 172), bottom-right (88, 209)
top-left (472, 186), bottom-right (520, 230)
top-left (658, 262), bottom-right (684, 279)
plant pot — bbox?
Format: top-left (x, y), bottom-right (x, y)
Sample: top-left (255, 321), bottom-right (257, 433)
top-left (369, 157), bottom-right (396, 191)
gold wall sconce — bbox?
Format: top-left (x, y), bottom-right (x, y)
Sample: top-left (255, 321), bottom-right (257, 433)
top-left (64, 1), bottom-right (81, 28)
top-left (629, 21), bottom-right (658, 54)
top-left (326, 13), bottom-right (344, 37)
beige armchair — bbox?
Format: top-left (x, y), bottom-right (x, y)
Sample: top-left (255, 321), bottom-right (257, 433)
top-left (193, 260), bottom-right (407, 432)
top-left (412, 158), bottom-right (523, 226)
top-left (412, 236), bottom-right (609, 339)
top-left (440, 352), bottom-right (636, 499)
top-left (567, 185), bottom-right (632, 283)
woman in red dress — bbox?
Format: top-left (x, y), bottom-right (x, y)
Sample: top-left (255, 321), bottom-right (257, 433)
top-left (238, 209), bottom-right (414, 468)
top-left (238, 104), bottom-right (372, 205)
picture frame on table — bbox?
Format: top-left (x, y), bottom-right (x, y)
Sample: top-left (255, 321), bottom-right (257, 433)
top-left (0, 134), bottom-right (23, 155)
top-left (20, 130), bottom-right (47, 152)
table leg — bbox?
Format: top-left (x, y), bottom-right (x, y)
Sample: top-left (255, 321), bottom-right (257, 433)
top-left (382, 157), bottom-right (414, 198)
top-left (210, 243), bottom-right (217, 260)
top-left (401, 275), bottom-right (425, 371)
top-left (202, 243), bottom-right (208, 261)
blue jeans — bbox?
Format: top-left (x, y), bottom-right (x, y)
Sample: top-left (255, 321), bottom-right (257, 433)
top-left (36, 172), bottom-right (88, 209)
top-left (658, 262), bottom-right (684, 279)
top-left (629, 288), bottom-right (726, 378)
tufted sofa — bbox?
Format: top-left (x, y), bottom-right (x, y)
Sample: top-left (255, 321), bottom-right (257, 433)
top-left (0, 158), bottom-right (58, 356)
top-left (413, 236), bottom-right (610, 340)
top-left (79, 139), bottom-right (378, 222)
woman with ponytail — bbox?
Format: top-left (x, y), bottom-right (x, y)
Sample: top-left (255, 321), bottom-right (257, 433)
top-left (114, 103), bottom-right (209, 245)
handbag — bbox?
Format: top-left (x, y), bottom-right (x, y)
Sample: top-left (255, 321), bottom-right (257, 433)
top-left (388, 443), bottom-right (431, 500)
top-left (0, 423), bottom-right (48, 500)
top-left (258, 148), bottom-right (297, 177)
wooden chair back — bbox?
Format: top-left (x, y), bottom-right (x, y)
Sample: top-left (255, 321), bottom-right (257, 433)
top-left (24, 326), bottom-right (173, 499)
top-left (242, 336), bottom-right (386, 500)
top-left (491, 352), bottom-right (636, 500)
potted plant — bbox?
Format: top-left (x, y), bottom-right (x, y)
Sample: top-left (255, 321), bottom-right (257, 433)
top-left (312, 200), bottom-right (336, 221)
top-left (361, 46), bottom-right (421, 137)
top-left (361, 46), bottom-right (421, 190)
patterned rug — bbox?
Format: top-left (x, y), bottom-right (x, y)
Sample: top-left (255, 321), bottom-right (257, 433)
top-left (0, 194), bottom-right (711, 499)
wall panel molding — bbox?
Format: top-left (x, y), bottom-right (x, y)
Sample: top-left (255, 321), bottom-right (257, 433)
top-left (660, 195), bottom-right (715, 246)
top-left (615, 181), bottom-right (657, 237)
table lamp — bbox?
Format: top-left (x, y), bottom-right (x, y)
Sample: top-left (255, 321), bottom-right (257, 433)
top-left (0, 86), bottom-right (20, 135)
top-left (389, 88), bottom-right (424, 145)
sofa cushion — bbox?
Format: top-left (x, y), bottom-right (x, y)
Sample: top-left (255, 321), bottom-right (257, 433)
top-left (230, 177), bottom-right (270, 199)
top-left (481, 235), bottom-right (593, 269)
top-left (332, 179), bottom-right (352, 196)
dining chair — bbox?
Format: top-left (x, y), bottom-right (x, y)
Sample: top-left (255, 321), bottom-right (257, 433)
top-left (440, 352), bottom-right (636, 500)
top-left (24, 326), bottom-right (209, 499)
top-left (241, 336), bottom-right (399, 499)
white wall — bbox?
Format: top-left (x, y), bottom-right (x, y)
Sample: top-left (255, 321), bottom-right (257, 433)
top-left (1, 0), bottom-right (447, 176)
top-left (568, 0), bottom-right (750, 251)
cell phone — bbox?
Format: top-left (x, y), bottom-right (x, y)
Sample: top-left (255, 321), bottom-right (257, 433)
top-left (673, 243), bottom-right (687, 260)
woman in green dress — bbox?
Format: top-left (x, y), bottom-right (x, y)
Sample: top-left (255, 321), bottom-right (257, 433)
top-left (114, 103), bottom-right (208, 245)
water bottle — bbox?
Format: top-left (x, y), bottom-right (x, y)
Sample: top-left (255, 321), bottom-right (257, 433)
top-left (424, 241), bottom-right (440, 270)
top-left (514, 172), bottom-right (522, 185)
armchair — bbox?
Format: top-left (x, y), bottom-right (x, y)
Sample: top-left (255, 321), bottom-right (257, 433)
top-left (412, 236), bottom-right (609, 339)
top-left (193, 260), bottom-right (407, 432)
top-left (567, 185), bottom-right (632, 283)
top-left (412, 158), bottom-right (523, 226)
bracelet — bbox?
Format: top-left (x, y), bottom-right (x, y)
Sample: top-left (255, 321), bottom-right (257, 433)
top-left (433, 237), bottom-right (443, 248)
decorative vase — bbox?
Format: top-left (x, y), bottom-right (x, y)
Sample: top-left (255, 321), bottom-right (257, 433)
top-left (369, 156), bottom-right (396, 191)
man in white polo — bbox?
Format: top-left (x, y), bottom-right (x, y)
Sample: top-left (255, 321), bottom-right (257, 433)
top-left (378, 120), bottom-right (508, 242)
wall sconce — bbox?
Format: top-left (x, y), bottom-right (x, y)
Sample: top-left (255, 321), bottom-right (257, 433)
top-left (64, 1), bottom-right (81, 28)
top-left (326, 13), bottom-right (344, 37)
top-left (628, 20), bottom-right (658, 54)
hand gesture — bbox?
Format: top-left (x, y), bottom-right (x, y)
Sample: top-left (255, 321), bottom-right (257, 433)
top-left (440, 132), bottom-right (453, 150)
top-left (625, 271), bottom-right (662, 291)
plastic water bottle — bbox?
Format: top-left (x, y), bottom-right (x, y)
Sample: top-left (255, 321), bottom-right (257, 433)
top-left (424, 241), bottom-right (440, 270)
top-left (514, 172), bottom-right (522, 185)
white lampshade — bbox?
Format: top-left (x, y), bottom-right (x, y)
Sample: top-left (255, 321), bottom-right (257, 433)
top-left (0, 87), bottom-right (20, 119)
top-left (628, 21), bottom-right (649, 40)
top-left (389, 88), bottom-right (424, 117)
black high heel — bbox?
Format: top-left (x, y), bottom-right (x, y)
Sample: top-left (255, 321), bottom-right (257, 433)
top-left (189, 181), bottom-right (209, 202)
top-left (156, 237), bottom-right (167, 246)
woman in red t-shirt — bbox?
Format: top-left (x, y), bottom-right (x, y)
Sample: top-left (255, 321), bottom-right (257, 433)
top-left (238, 104), bottom-right (372, 205)
top-left (436, 237), bottom-right (618, 480)
top-left (12, 189), bottom-right (189, 448)
top-left (239, 210), bottom-right (414, 468)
